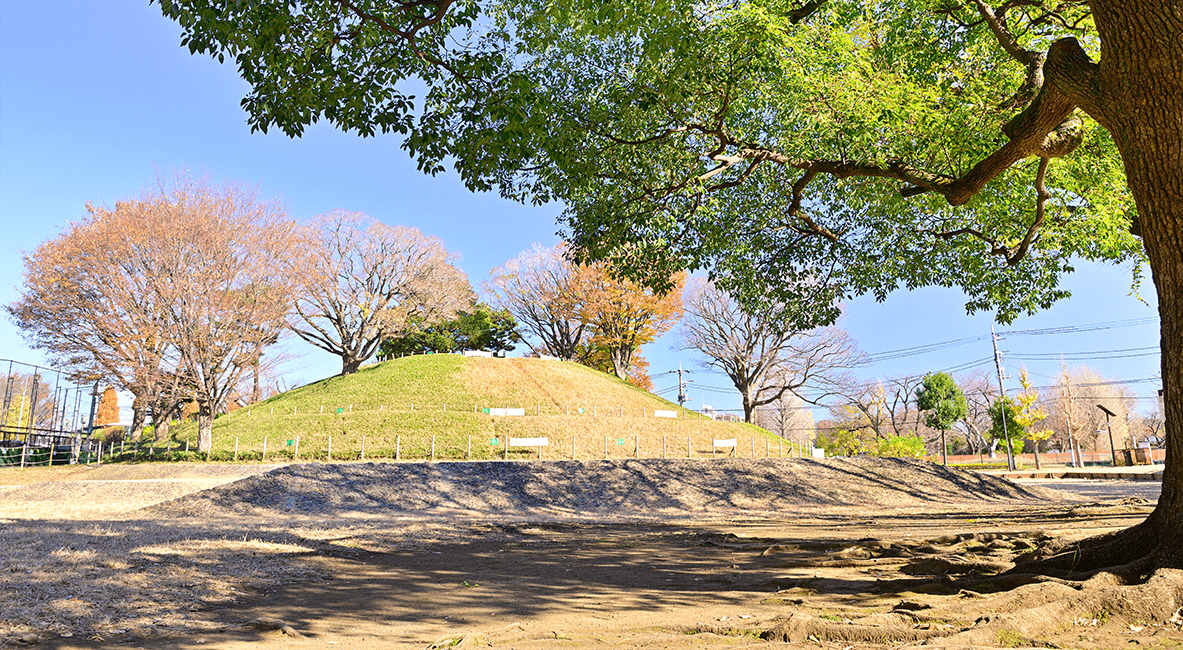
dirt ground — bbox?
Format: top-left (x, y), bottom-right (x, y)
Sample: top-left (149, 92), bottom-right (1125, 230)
top-left (1, 459), bottom-right (1180, 650)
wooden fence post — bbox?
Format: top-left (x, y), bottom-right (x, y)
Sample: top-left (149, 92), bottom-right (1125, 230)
top-left (262, 436), bottom-right (268, 462)
top-left (396, 435), bottom-right (401, 461)
top-left (361, 435), bottom-right (366, 460)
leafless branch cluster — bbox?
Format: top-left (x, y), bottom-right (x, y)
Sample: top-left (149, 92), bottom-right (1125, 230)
top-left (289, 210), bottom-right (473, 375)
top-left (680, 278), bottom-right (864, 423)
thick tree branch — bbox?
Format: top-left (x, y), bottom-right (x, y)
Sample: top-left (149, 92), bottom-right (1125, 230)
top-left (970, 0), bottom-right (1033, 65)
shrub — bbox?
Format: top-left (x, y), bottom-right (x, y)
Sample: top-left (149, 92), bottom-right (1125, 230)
top-left (872, 434), bottom-right (926, 458)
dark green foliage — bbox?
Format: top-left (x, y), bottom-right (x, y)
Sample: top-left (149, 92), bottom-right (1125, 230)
top-left (988, 396), bottom-right (1026, 454)
top-left (916, 372), bottom-right (968, 433)
top-left (379, 304), bottom-right (522, 357)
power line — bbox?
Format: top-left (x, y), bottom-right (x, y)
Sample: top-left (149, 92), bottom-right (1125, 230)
top-left (999, 317), bottom-right (1158, 337)
top-left (1010, 345), bottom-right (1159, 361)
top-left (863, 317), bottom-right (1158, 364)
top-left (865, 335), bottom-right (989, 362)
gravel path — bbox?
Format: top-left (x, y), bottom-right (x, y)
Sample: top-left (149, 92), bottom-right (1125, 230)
top-left (148, 457), bottom-right (1068, 521)
top-left (1018, 477), bottom-right (1162, 501)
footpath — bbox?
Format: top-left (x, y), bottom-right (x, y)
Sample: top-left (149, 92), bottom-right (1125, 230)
top-left (980, 465), bottom-right (1163, 481)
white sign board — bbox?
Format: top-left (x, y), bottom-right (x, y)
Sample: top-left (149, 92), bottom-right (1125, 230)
top-left (463, 350), bottom-right (494, 358)
top-left (713, 438), bottom-right (737, 448)
top-left (509, 437), bottom-right (549, 447)
top-left (654, 410), bottom-right (678, 419)
top-left (811, 447), bottom-right (826, 458)
top-left (487, 408), bottom-right (526, 416)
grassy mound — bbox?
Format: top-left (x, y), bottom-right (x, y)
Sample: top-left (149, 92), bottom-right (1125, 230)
top-left (169, 356), bottom-right (775, 461)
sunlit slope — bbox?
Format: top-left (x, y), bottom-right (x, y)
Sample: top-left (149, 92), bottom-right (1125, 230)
top-left (172, 355), bottom-right (774, 461)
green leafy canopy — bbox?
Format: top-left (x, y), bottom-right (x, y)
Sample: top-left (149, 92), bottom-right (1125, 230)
top-left (916, 371), bottom-right (968, 432)
top-left (155, 0), bottom-right (1143, 328)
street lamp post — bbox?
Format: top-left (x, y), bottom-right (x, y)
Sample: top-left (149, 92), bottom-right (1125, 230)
top-left (1097, 404), bottom-right (1118, 467)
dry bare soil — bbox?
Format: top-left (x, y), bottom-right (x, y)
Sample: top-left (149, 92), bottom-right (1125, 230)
top-left (0, 458), bottom-right (1179, 650)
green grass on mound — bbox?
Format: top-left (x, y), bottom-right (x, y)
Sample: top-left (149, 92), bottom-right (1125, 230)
top-left (163, 355), bottom-right (782, 462)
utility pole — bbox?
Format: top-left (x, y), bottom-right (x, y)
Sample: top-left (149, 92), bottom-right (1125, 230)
top-left (78, 381), bottom-right (99, 465)
top-left (992, 326), bottom-right (1017, 471)
top-left (677, 363), bottom-right (690, 407)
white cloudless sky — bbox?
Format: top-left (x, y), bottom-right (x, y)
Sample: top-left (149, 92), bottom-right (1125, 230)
top-left (0, 3), bottom-right (1162, 422)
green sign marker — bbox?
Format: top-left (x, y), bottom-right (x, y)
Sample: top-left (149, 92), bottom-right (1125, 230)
top-left (617, 438), bottom-right (626, 445)
top-left (286, 439), bottom-right (294, 447)
top-left (337, 407), bottom-right (344, 414)
top-left (490, 439), bottom-right (499, 445)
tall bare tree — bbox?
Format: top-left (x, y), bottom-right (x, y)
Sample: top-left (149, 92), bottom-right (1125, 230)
top-left (681, 279), bottom-right (864, 423)
top-left (1043, 364), bottom-right (1136, 453)
top-left (754, 391), bottom-right (815, 443)
top-left (486, 244), bottom-right (594, 361)
top-left (291, 211), bottom-right (472, 374)
top-left (136, 178), bottom-right (299, 453)
top-left (8, 199), bottom-right (180, 440)
top-left (958, 370), bottom-right (1000, 457)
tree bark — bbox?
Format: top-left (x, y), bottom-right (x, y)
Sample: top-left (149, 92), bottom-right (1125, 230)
top-left (129, 392), bottom-right (147, 441)
top-left (341, 356), bottom-right (364, 375)
top-left (154, 416), bottom-right (171, 442)
top-left (197, 404), bottom-right (214, 455)
top-left (1026, 0), bottom-right (1183, 570)
top-left (608, 347), bottom-right (631, 381)
top-left (741, 390), bottom-right (756, 424)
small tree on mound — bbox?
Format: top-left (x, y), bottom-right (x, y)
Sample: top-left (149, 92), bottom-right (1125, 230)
top-left (989, 396), bottom-right (1026, 457)
top-left (916, 372), bottom-right (968, 466)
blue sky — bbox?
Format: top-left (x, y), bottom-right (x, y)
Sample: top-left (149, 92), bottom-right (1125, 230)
top-left (0, 3), bottom-right (1163, 420)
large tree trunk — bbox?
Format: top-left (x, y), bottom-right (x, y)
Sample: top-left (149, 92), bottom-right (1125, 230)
top-left (608, 347), bottom-right (631, 381)
top-left (1096, 0), bottom-right (1183, 569)
top-left (197, 403), bottom-right (214, 454)
top-left (341, 355), bottom-right (363, 375)
top-left (741, 390), bottom-right (756, 424)
top-left (129, 392), bottom-right (147, 441)
top-left (154, 415), bottom-right (171, 442)
top-left (1021, 1), bottom-right (1183, 571)
top-left (152, 397), bottom-right (174, 441)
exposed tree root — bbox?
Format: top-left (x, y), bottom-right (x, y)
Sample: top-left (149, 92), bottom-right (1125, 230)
top-left (757, 572), bottom-right (1183, 647)
top-left (1010, 518), bottom-right (1161, 577)
top-left (761, 612), bottom-right (947, 644)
